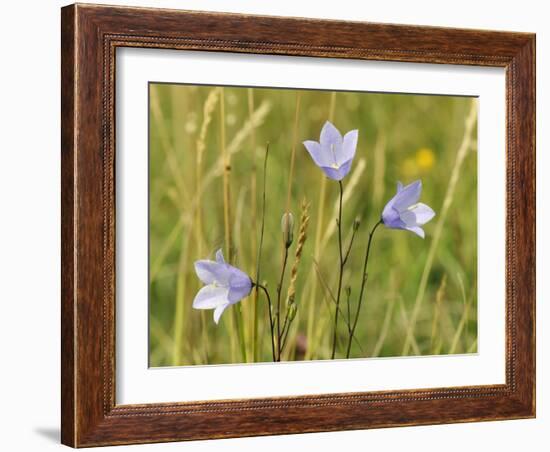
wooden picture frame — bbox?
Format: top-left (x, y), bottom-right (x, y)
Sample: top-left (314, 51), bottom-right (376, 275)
top-left (61, 3), bottom-right (535, 447)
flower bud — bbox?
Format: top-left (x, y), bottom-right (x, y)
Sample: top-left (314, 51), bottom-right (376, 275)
top-left (281, 212), bottom-right (295, 248)
top-left (353, 217), bottom-right (361, 231)
top-left (288, 303), bottom-right (297, 321)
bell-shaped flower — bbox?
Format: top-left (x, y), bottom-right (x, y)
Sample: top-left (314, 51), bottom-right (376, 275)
top-left (193, 249), bottom-right (252, 324)
top-left (303, 121), bottom-right (358, 181)
top-left (381, 180), bottom-right (435, 238)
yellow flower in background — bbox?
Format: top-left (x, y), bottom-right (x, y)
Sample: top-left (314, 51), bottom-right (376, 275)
top-left (399, 147), bottom-right (436, 179)
top-left (415, 147), bottom-right (435, 172)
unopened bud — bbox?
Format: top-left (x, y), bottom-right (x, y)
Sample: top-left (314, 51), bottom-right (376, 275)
top-left (281, 212), bottom-right (295, 248)
top-left (353, 217), bottom-right (361, 231)
top-left (288, 303), bottom-right (297, 321)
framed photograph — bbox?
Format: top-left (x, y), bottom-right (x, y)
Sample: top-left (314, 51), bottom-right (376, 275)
top-left (61, 3), bottom-right (535, 447)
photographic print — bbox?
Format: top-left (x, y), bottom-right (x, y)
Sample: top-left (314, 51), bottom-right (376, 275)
top-left (148, 83), bottom-right (478, 366)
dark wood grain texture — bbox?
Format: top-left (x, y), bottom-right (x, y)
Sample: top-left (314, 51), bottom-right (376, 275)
top-left (61, 5), bottom-right (76, 446)
top-left (61, 3), bottom-right (536, 447)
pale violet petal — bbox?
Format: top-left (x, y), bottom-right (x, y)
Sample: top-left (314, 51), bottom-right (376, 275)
top-left (318, 159), bottom-right (352, 181)
top-left (319, 121), bottom-right (343, 150)
top-left (320, 165), bottom-right (342, 181)
top-left (228, 285), bottom-right (251, 304)
top-left (319, 166), bottom-right (339, 180)
top-left (405, 225), bottom-right (425, 238)
top-left (227, 265), bottom-right (251, 286)
top-left (303, 140), bottom-right (332, 167)
top-left (227, 274), bottom-right (252, 303)
top-left (393, 180), bottom-right (422, 212)
top-left (337, 159), bottom-right (353, 179)
top-left (381, 202), bottom-right (395, 226)
top-left (193, 285), bottom-right (229, 309)
top-left (339, 129), bottom-right (358, 164)
top-left (410, 202), bottom-right (435, 225)
top-left (194, 260), bottom-right (224, 285)
top-left (213, 303), bottom-right (230, 324)
top-left (382, 192), bottom-right (398, 221)
top-left (399, 209), bottom-right (418, 228)
top-left (215, 249), bottom-right (225, 265)
top-left (382, 206), bottom-right (405, 229)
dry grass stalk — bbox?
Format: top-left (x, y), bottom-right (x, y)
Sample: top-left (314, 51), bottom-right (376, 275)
top-left (286, 200), bottom-right (311, 304)
top-left (280, 200), bottom-right (310, 359)
top-left (172, 221), bottom-right (194, 365)
top-left (201, 100), bottom-right (271, 189)
top-left (197, 87), bottom-right (221, 167)
top-left (226, 102), bottom-right (271, 158)
top-left (219, 87), bottom-right (238, 361)
top-left (195, 88), bottom-right (221, 361)
top-left (149, 87), bottom-right (188, 202)
top-left (196, 88), bottom-right (221, 256)
top-left (286, 92), bottom-right (302, 213)
top-left (220, 88), bottom-right (232, 261)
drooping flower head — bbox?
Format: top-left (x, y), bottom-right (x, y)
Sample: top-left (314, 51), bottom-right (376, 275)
top-left (193, 249), bottom-right (252, 324)
top-left (303, 121), bottom-right (358, 181)
top-left (381, 180), bottom-right (435, 238)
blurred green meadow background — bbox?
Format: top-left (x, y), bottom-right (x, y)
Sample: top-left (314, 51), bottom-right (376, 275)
top-left (149, 82), bottom-right (478, 366)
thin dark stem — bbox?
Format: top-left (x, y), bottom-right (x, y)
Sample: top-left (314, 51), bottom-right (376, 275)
top-left (276, 247), bottom-right (289, 361)
top-left (345, 220), bottom-right (383, 358)
top-left (280, 306), bottom-right (291, 345)
top-left (343, 225), bottom-right (359, 266)
top-left (254, 143), bottom-right (271, 361)
top-left (331, 181), bottom-right (344, 359)
top-left (280, 319), bottom-right (292, 354)
top-left (345, 288), bottom-right (352, 334)
top-left (312, 260), bottom-right (364, 354)
top-left (279, 299), bottom-right (298, 357)
top-left (254, 282), bottom-right (276, 362)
